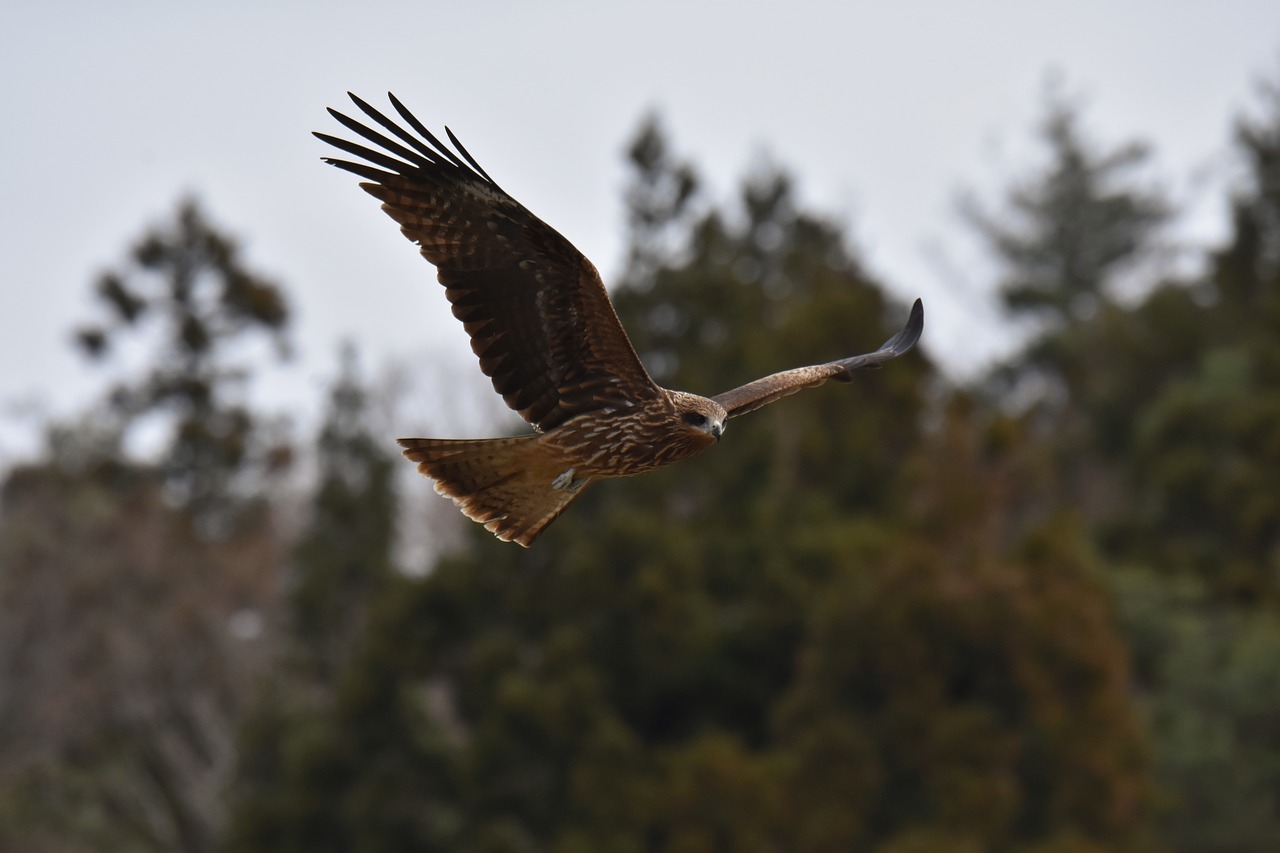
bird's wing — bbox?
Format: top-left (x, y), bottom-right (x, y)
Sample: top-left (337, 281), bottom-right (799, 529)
top-left (711, 298), bottom-right (923, 419)
top-left (316, 92), bottom-right (660, 432)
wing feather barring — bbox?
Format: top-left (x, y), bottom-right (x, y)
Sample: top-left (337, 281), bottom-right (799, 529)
top-left (316, 92), bottom-right (923, 546)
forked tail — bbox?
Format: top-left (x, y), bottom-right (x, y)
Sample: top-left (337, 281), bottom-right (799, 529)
top-left (399, 436), bottom-right (589, 547)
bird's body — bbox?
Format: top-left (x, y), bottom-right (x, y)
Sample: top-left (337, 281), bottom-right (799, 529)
top-left (317, 93), bottom-right (922, 546)
top-left (398, 389), bottom-right (725, 545)
top-left (536, 390), bottom-right (724, 479)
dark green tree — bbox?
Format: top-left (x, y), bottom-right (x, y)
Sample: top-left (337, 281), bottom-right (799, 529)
top-left (964, 90), bottom-right (1170, 331)
top-left (0, 199), bottom-right (292, 853)
top-left (288, 345), bottom-right (398, 678)
top-left (76, 197), bottom-right (290, 532)
top-left (1103, 81), bottom-right (1280, 850)
top-left (969, 76), bottom-right (1280, 850)
top-left (1025, 79), bottom-right (1280, 600)
top-left (962, 91), bottom-right (1176, 555)
top-left (1120, 79), bottom-right (1280, 601)
top-left (620, 114), bottom-right (700, 290)
top-left (772, 396), bottom-right (1154, 851)
top-left (228, 349), bottom-right (460, 852)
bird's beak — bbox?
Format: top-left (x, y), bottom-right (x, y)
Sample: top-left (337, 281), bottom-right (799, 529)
top-left (712, 421), bottom-right (723, 441)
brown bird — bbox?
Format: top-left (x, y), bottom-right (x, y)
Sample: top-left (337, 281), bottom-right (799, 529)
top-left (316, 93), bottom-right (923, 546)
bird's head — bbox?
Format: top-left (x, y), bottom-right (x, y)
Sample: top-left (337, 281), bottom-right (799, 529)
top-left (670, 391), bottom-right (727, 443)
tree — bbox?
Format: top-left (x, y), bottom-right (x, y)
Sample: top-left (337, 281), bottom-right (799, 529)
top-left (970, 76), bottom-right (1280, 849)
top-left (772, 396), bottom-right (1154, 851)
top-left (964, 89), bottom-right (1170, 331)
top-left (75, 197), bottom-right (290, 533)
top-left (962, 90), bottom-right (1177, 561)
top-left (1102, 83), bottom-right (1280, 847)
top-left (1047, 80), bottom-right (1280, 600)
top-left (288, 345), bottom-right (398, 678)
top-left (0, 199), bottom-right (291, 853)
top-left (619, 114), bottom-right (701, 291)
top-left (0, 448), bottom-right (284, 853)
top-left (226, 348), bottom-right (462, 852)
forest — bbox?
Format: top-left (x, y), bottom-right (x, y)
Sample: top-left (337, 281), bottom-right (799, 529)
top-left (1, 74), bottom-right (1279, 852)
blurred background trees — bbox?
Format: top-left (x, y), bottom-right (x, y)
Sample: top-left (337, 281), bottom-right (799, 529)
top-left (3, 72), bottom-right (1280, 851)
top-left (0, 200), bottom-right (292, 852)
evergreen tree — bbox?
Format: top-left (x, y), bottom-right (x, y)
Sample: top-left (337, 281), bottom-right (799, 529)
top-left (75, 197), bottom-right (290, 533)
top-left (1106, 82), bottom-right (1280, 849)
top-left (228, 349), bottom-right (460, 851)
top-left (963, 92), bottom-right (1177, 556)
top-left (772, 396), bottom-right (1154, 850)
top-left (1019, 80), bottom-right (1280, 600)
top-left (1121, 80), bottom-right (1280, 600)
top-left (620, 114), bottom-right (700, 291)
top-left (971, 77), bottom-right (1280, 848)
top-left (965, 90), bottom-right (1170, 331)
top-left (0, 199), bottom-right (291, 853)
top-left (289, 345), bottom-right (398, 678)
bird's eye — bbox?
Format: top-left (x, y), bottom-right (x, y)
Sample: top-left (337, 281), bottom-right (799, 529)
top-left (683, 412), bottom-right (708, 428)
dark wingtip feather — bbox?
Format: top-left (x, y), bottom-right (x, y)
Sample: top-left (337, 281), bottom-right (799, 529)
top-left (445, 125), bottom-right (499, 187)
top-left (869, 297), bottom-right (924, 360)
top-left (313, 129), bottom-right (422, 178)
top-left (315, 93), bottom-right (507, 192)
top-left (826, 298), bottom-right (924, 379)
top-left (319, 156), bottom-right (401, 184)
top-left (889, 298), bottom-right (924, 356)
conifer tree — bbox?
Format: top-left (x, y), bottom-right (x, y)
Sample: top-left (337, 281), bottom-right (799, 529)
top-left (228, 349), bottom-right (463, 852)
top-left (0, 199), bottom-right (291, 853)
top-left (965, 91), bottom-right (1169, 330)
top-left (75, 197), bottom-right (290, 533)
top-left (289, 346), bottom-right (397, 677)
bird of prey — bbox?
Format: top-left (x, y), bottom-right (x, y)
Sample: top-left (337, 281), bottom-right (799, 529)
top-left (316, 93), bottom-right (923, 547)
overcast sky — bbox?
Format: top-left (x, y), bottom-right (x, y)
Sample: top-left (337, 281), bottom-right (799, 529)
top-left (3, 1), bottom-right (1277, 462)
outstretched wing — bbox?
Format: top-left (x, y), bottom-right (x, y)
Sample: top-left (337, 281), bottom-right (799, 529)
top-left (315, 92), bottom-right (659, 432)
top-left (712, 298), bottom-right (923, 419)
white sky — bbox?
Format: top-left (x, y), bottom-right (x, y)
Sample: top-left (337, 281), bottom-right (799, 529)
top-left (3, 1), bottom-right (1278, 463)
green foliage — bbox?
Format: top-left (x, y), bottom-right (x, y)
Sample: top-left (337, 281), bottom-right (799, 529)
top-left (289, 346), bottom-right (398, 675)
top-left (621, 114), bottom-right (701, 290)
top-left (0, 432), bottom-right (284, 852)
top-left (225, 350), bottom-right (445, 851)
top-left (1110, 568), bottom-right (1280, 851)
top-left (975, 77), bottom-right (1280, 848)
top-left (75, 197), bottom-right (290, 531)
top-left (964, 89), bottom-right (1170, 329)
top-left (0, 200), bottom-right (293, 853)
top-left (226, 599), bottom-right (461, 852)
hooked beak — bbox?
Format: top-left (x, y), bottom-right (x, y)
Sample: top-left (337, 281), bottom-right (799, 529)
top-left (711, 421), bottom-right (723, 441)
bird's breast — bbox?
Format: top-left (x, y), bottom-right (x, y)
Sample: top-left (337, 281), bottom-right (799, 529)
top-left (548, 406), bottom-right (715, 478)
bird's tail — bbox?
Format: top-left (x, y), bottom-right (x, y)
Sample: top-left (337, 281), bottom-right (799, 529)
top-left (399, 436), bottom-right (589, 547)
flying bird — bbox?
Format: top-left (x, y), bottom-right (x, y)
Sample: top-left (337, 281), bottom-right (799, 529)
top-left (316, 92), bottom-right (923, 546)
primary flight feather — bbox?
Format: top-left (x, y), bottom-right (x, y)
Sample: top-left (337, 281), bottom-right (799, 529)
top-left (316, 92), bottom-right (923, 546)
